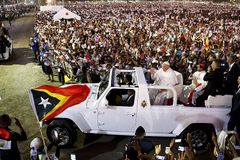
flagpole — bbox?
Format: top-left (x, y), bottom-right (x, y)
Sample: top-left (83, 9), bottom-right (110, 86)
top-left (38, 123), bottom-right (50, 160)
top-left (29, 90), bottom-right (50, 159)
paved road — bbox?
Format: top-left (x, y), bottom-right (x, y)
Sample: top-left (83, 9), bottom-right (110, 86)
top-left (1, 15), bottom-right (36, 65)
top-left (74, 135), bottom-right (172, 160)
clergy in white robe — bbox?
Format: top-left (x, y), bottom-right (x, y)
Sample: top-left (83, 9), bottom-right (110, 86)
top-left (150, 61), bottom-right (178, 105)
top-left (183, 64), bottom-right (207, 105)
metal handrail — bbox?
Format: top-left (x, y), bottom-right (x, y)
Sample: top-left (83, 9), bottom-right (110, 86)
top-left (147, 85), bottom-right (178, 106)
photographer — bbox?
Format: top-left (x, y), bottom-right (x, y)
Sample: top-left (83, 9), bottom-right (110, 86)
top-left (123, 126), bottom-right (154, 160)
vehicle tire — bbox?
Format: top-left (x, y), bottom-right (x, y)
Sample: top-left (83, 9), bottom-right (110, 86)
top-left (47, 119), bottom-right (77, 148)
top-left (180, 123), bottom-right (215, 151)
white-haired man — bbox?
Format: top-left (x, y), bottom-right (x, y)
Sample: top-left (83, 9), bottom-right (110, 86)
top-left (151, 61), bottom-right (178, 105)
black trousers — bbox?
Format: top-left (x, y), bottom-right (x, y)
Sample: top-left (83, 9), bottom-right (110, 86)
top-left (58, 71), bottom-right (65, 85)
top-left (196, 91), bottom-right (209, 107)
top-left (228, 116), bottom-right (240, 133)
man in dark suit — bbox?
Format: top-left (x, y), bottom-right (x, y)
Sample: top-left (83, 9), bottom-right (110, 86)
top-left (125, 74), bottom-right (134, 86)
top-left (196, 60), bottom-right (224, 107)
top-left (225, 54), bottom-right (240, 95)
top-left (123, 89), bottom-right (135, 106)
top-left (228, 75), bottom-right (240, 133)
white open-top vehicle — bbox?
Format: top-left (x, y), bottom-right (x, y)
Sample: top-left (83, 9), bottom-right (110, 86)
top-left (30, 67), bottom-right (231, 149)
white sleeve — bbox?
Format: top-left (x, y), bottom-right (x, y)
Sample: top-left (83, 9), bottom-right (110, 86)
top-left (172, 72), bottom-right (179, 85)
top-left (165, 72), bottom-right (178, 86)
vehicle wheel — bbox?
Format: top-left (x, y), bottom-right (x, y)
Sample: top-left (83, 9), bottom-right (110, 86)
top-left (180, 124), bottom-right (215, 151)
top-left (47, 120), bottom-right (77, 147)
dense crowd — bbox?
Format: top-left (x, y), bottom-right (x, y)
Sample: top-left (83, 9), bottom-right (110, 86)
top-left (0, 4), bottom-right (36, 24)
top-left (121, 126), bottom-right (240, 160)
top-left (1, 2), bottom-right (240, 160)
top-left (33, 2), bottom-right (240, 85)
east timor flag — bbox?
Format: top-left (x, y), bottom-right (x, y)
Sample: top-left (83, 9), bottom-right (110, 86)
top-left (29, 85), bottom-right (90, 121)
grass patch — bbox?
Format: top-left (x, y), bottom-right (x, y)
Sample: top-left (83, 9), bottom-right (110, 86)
top-left (0, 62), bottom-right (84, 159)
top-left (0, 17), bottom-right (85, 159)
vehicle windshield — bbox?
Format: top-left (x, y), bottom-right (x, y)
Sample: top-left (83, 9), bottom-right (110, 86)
top-left (97, 72), bottom-right (110, 98)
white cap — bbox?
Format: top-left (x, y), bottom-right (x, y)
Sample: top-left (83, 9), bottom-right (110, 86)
top-left (163, 61), bottom-right (170, 66)
top-left (30, 137), bottom-right (43, 149)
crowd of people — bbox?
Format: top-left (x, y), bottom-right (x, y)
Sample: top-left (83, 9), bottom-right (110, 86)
top-left (32, 1), bottom-right (240, 105)
top-left (0, 4), bottom-right (36, 25)
top-left (122, 126), bottom-right (240, 160)
top-left (1, 1), bottom-right (240, 159)
top-left (31, 3), bottom-right (240, 158)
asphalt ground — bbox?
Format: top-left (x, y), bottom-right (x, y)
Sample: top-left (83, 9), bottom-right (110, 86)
top-left (73, 135), bottom-right (173, 160)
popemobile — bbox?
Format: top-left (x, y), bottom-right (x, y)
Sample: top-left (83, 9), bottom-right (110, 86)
top-left (29, 67), bottom-right (232, 150)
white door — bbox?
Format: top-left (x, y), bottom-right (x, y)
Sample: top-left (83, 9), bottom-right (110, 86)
top-left (97, 88), bottom-right (137, 133)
